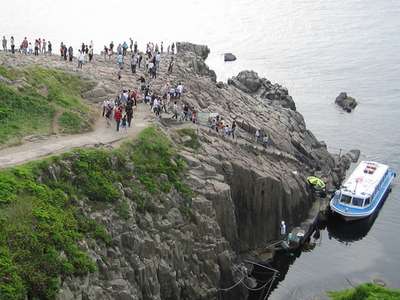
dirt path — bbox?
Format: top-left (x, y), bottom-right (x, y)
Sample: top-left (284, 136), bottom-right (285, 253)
top-left (0, 103), bottom-right (153, 169)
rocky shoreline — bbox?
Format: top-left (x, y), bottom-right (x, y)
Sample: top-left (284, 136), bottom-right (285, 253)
top-left (1, 42), bottom-right (356, 300)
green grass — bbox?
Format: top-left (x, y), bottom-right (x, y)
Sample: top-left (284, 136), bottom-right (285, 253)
top-left (328, 283), bottom-right (400, 300)
top-left (0, 126), bottom-right (193, 299)
top-left (58, 111), bottom-right (91, 134)
top-left (0, 65), bottom-right (94, 145)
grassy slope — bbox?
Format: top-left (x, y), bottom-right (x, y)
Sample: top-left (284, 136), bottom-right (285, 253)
top-left (0, 65), bottom-right (94, 146)
top-left (0, 127), bottom-right (192, 299)
top-left (328, 283), bottom-right (400, 300)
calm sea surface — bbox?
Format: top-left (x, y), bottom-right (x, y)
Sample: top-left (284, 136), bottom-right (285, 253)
top-left (1, 0), bottom-right (399, 298)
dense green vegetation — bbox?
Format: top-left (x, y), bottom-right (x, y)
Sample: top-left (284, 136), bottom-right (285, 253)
top-left (328, 283), bottom-right (400, 300)
top-left (0, 65), bottom-right (94, 145)
top-left (0, 126), bottom-right (192, 299)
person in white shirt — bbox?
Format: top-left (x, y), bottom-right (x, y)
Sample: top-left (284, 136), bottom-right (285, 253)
top-left (102, 100), bottom-right (109, 117)
top-left (78, 51), bottom-right (85, 69)
top-left (176, 83), bottom-right (184, 99)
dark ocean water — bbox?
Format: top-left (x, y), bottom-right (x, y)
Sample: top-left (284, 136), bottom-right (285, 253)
top-left (1, 0), bottom-right (399, 298)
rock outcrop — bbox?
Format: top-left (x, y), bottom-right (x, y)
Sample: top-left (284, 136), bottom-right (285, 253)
top-left (228, 70), bottom-right (296, 110)
top-left (335, 92), bottom-right (357, 112)
top-left (224, 53), bottom-right (237, 62)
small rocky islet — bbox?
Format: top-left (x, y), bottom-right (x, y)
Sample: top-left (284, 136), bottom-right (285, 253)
top-left (0, 42), bottom-right (362, 300)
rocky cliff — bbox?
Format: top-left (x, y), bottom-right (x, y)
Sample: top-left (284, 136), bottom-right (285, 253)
top-left (0, 43), bottom-right (353, 300)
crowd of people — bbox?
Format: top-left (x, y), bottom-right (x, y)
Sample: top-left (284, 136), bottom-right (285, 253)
top-left (2, 36), bottom-right (52, 55)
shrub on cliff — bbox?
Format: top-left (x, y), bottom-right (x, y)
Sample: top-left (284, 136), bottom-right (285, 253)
top-left (328, 283), bottom-right (400, 300)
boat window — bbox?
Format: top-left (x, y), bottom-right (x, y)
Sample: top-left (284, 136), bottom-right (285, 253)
top-left (352, 197), bottom-right (364, 207)
top-left (364, 197), bottom-right (371, 206)
top-left (340, 194), bottom-right (352, 204)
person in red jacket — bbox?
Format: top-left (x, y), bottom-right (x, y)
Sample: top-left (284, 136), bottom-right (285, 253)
top-left (114, 107), bottom-right (122, 132)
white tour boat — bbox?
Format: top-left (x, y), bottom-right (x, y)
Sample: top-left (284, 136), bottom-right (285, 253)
top-left (330, 161), bottom-right (396, 221)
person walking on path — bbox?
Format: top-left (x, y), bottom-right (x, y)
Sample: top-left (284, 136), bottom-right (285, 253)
top-left (2, 36), bottom-right (7, 51)
top-left (114, 107), bottom-right (122, 132)
top-left (10, 36), bottom-right (15, 54)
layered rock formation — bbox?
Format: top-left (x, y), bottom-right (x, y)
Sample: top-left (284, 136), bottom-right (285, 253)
top-left (228, 70), bottom-right (296, 110)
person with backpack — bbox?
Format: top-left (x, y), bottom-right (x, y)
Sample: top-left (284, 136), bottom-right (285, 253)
top-left (114, 107), bottom-right (122, 131)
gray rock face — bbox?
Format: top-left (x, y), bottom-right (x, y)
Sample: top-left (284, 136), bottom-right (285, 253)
top-left (224, 53), bottom-right (237, 62)
top-left (335, 92), bottom-right (358, 112)
top-left (228, 70), bottom-right (296, 110)
top-left (176, 42), bottom-right (210, 60)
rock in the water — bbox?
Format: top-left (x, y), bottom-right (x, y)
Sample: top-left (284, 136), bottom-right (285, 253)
top-left (335, 92), bottom-right (358, 112)
top-left (224, 53), bottom-right (237, 62)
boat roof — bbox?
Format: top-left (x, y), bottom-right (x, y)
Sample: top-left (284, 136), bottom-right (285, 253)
top-left (341, 161), bottom-right (389, 198)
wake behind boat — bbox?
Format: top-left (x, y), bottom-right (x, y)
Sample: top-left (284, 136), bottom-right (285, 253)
top-left (330, 161), bottom-right (396, 221)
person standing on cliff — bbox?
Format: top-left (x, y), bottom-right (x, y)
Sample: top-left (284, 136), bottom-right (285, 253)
top-left (231, 120), bottom-right (237, 139)
top-left (2, 36), bottom-right (7, 51)
top-left (68, 46), bottom-right (73, 62)
top-left (42, 39), bottom-right (46, 54)
top-left (255, 129), bottom-right (260, 142)
top-left (10, 36), bottom-right (15, 54)
top-left (171, 43), bottom-right (175, 54)
top-left (129, 38), bottom-right (133, 53)
top-left (77, 50), bottom-right (85, 69)
top-left (109, 41), bottom-right (114, 55)
top-left (117, 53), bottom-right (124, 69)
top-left (168, 57), bottom-right (174, 74)
top-left (88, 46), bottom-right (94, 62)
top-left (48, 41), bottom-right (52, 55)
